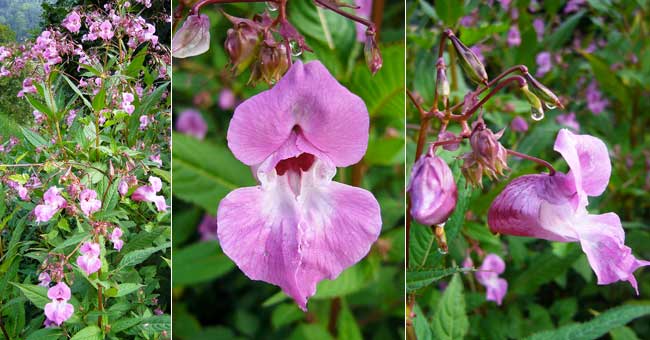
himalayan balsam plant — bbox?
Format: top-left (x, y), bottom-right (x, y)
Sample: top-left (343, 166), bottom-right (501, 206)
top-left (171, 0), bottom-right (386, 311)
top-left (0, 1), bottom-right (171, 339)
top-left (405, 29), bottom-right (649, 337)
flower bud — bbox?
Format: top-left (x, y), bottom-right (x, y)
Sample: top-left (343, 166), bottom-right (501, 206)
top-left (469, 124), bottom-right (509, 179)
top-left (523, 73), bottom-right (563, 109)
top-left (257, 43), bottom-right (289, 84)
top-left (521, 84), bottom-right (544, 120)
top-left (449, 33), bottom-right (488, 85)
top-left (364, 30), bottom-right (382, 75)
top-left (436, 58), bottom-right (450, 99)
top-left (172, 14), bottom-right (210, 58)
top-left (224, 14), bottom-right (261, 75)
top-left (407, 155), bottom-right (458, 226)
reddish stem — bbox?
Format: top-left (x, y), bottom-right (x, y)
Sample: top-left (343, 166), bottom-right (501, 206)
top-left (452, 75), bottom-right (527, 121)
top-left (507, 149), bottom-right (556, 175)
top-left (313, 0), bottom-right (376, 32)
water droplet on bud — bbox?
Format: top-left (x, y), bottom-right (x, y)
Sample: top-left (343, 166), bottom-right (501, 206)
top-left (266, 1), bottom-right (279, 11)
top-left (544, 102), bottom-right (557, 110)
top-left (438, 247), bottom-right (448, 255)
top-left (531, 107), bottom-right (545, 121)
top-left (289, 41), bottom-right (302, 57)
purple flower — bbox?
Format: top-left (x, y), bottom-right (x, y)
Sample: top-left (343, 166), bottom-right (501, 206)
top-left (489, 129), bottom-right (650, 293)
top-left (44, 282), bottom-right (74, 326)
top-left (76, 242), bottom-right (102, 275)
top-left (79, 189), bottom-right (101, 216)
top-left (532, 18), bottom-right (545, 41)
top-left (354, 0), bottom-right (373, 42)
top-left (198, 214), bottom-right (218, 241)
top-left (38, 272), bottom-right (51, 287)
top-left (149, 154), bottom-right (162, 167)
top-left (217, 61), bottom-right (381, 310)
top-left (585, 81), bottom-right (609, 115)
top-left (62, 11), bottom-right (82, 33)
top-left (564, 0), bottom-right (586, 13)
top-left (407, 155), bottom-right (458, 226)
top-left (507, 26), bottom-right (521, 47)
top-left (176, 109), bottom-right (207, 140)
top-left (66, 110), bottom-right (77, 126)
top-left (510, 116), bottom-right (528, 132)
top-left (139, 115), bottom-right (150, 130)
top-left (98, 20), bottom-right (114, 40)
top-left (498, 0), bottom-right (511, 9)
top-left (556, 112), bottom-right (580, 132)
top-left (121, 93), bottom-right (135, 114)
top-left (475, 254), bottom-right (508, 305)
top-left (110, 227), bottom-right (124, 251)
top-left (172, 14), bottom-right (210, 58)
top-left (132, 176), bottom-right (167, 212)
top-left (118, 179), bottom-right (129, 196)
top-left (218, 89), bottom-right (236, 110)
top-left (536, 51), bottom-right (552, 77)
top-left (34, 187), bottom-right (67, 223)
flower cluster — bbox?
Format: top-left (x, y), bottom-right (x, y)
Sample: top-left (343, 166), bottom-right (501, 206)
top-left (132, 176), bottom-right (168, 212)
top-left (34, 187), bottom-right (67, 223)
top-left (76, 242), bottom-right (102, 275)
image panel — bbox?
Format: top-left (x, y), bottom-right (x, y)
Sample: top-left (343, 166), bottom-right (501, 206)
top-left (171, 1), bottom-right (405, 339)
top-left (0, 1), bottom-right (171, 339)
top-left (406, 1), bottom-right (650, 339)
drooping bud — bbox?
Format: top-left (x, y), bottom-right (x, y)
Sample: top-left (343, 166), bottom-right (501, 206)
top-left (436, 58), bottom-right (450, 99)
top-left (523, 73), bottom-right (563, 109)
top-left (407, 155), bottom-right (458, 226)
top-left (257, 43), bottom-right (289, 84)
top-left (448, 32), bottom-right (488, 85)
top-left (469, 123), bottom-right (509, 179)
top-left (172, 14), bottom-right (211, 58)
top-left (364, 29), bottom-right (382, 75)
top-left (521, 84), bottom-right (545, 121)
top-left (223, 13), bottom-right (261, 75)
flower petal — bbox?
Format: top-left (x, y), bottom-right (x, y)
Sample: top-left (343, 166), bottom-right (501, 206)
top-left (488, 173), bottom-right (578, 242)
top-left (227, 61), bottom-right (369, 167)
top-left (172, 14), bottom-right (210, 58)
top-left (575, 212), bottom-right (650, 294)
top-left (554, 128), bottom-right (611, 199)
top-left (217, 173), bottom-right (381, 310)
top-left (485, 278), bottom-right (508, 305)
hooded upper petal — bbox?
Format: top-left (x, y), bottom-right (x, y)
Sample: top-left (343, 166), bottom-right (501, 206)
top-left (217, 160), bottom-right (381, 310)
top-left (227, 61), bottom-right (369, 168)
top-left (44, 300), bottom-right (74, 326)
top-left (407, 155), bottom-right (457, 226)
top-left (47, 282), bottom-right (71, 300)
top-left (488, 173), bottom-right (579, 242)
top-left (554, 128), bottom-right (611, 202)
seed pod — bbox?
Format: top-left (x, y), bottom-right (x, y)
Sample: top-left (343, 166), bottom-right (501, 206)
top-left (436, 59), bottom-right (450, 98)
top-left (524, 73), bottom-right (563, 109)
top-left (521, 84), bottom-right (544, 116)
top-left (258, 43), bottom-right (289, 84)
top-left (449, 33), bottom-right (488, 85)
top-left (223, 14), bottom-right (261, 75)
top-left (364, 30), bottom-right (383, 75)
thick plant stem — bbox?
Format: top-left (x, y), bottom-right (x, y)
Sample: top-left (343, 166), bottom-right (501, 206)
top-left (328, 297), bottom-right (341, 335)
top-left (97, 269), bottom-right (104, 328)
top-left (507, 149), bottom-right (556, 175)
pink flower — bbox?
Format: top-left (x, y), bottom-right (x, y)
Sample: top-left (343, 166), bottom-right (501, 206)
top-left (407, 155), bottom-right (458, 226)
top-left (118, 179), bottom-right (129, 196)
top-left (62, 11), bottom-right (82, 33)
top-left (198, 214), bottom-right (218, 241)
top-left (121, 92), bottom-right (135, 114)
top-left (218, 89), bottom-right (236, 110)
top-left (44, 282), bottom-right (74, 326)
top-left (150, 154), bottom-right (162, 167)
top-left (536, 51), bottom-right (552, 77)
top-left (217, 61), bottom-right (382, 310)
top-left (489, 129), bottom-right (650, 293)
top-left (98, 20), bottom-right (114, 40)
top-left (176, 109), bottom-right (207, 140)
top-left (354, 0), bottom-right (373, 42)
top-left (79, 189), bottom-right (101, 216)
top-left (475, 254), bottom-right (508, 305)
top-left (510, 116), bottom-right (528, 132)
top-left (109, 227), bottom-right (124, 251)
top-left (132, 176), bottom-right (167, 211)
top-left (38, 272), bottom-right (51, 287)
top-left (172, 14), bottom-right (210, 58)
top-left (20, 78), bottom-right (37, 97)
top-left (76, 242), bottom-right (102, 275)
top-left (139, 115), bottom-right (149, 130)
top-left (532, 18), bottom-right (545, 41)
top-left (556, 112), bottom-right (580, 132)
top-left (34, 187), bottom-right (67, 223)
top-left (507, 26), bottom-right (521, 47)
top-left (585, 81), bottom-right (609, 115)
top-left (66, 110), bottom-right (77, 125)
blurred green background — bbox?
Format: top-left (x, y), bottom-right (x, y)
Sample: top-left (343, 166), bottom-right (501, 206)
top-left (171, 1), bottom-right (405, 339)
top-left (407, 0), bottom-right (650, 339)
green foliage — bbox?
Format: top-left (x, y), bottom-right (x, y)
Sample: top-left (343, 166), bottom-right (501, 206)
top-left (431, 274), bottom-right (469, 339)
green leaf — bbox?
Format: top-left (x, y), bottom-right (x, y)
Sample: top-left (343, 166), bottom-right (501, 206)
top-left (24, 94), bottom-right (54, 117)
top-left (413, 303), bottom-right (433, 340)
top-left (364, 136), bottom-right (405, 166)
top-left (92, 85), bottom-right (106, 113)
top-left (21, 126), bottom-right (48, 148)
top-left (62, 74), bottom-right (93, 110)
top-left (118, 243), bottom-right (169, 268)
top-left (350, 44), bottom-right (405, 122)
top-left (128, 82), bottom-right (169, 144)
top-left (406, 267), bottom-right (473, 292)
top-left (115, 283), bottom-right (143, 297)
top-left (172, 241), bottom-right (235, 286)
top-left (337, 300), bottom-right (363, 340)
top-left (434, 0), bottom-right (464, 26)
top-left (138, 315), bottom-right (171, 332)
top-left (171, 133), bottom-right (254, 214)
top-left (313, 264), bottom-right (369, 299)
top-left (430, 274), bottom-right (469, 340)
top-left (526, 304), bottom-right (650, 340)
top-left (511, 245), bottom-right (581, 295)
top-left (271, 304), bottom-right (303, 329)
top-left (546, 11), bottom-right (585, 49)
top-left (70, 325), bottom-right (102, 340)
top-left (26, 328), bottom-right (63, 340)
top-left (289, 324), bottom-right (333, 340)
top-left (10, 283), bottom-right (49, 308)
top-left (582, 52), bottom-right (630, 106)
